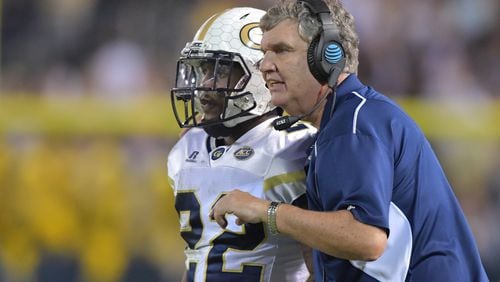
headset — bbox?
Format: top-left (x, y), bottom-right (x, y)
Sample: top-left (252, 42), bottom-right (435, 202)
top-left (273, 0), bottom-right (346, 130)
top-left (303, 0), bottom-right (346, 88)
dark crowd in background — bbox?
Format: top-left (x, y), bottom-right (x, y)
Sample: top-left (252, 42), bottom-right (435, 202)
top-left (1, 0), bottom-right (499, 99)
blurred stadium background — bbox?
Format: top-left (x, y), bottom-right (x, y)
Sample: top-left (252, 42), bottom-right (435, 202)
top-left (0, 0), bottom-right (499, 281)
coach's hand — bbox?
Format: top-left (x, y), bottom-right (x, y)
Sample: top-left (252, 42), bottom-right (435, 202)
top-left (210, 189), bottom-right (269, 228)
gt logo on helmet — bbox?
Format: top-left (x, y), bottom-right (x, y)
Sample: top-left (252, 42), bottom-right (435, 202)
top-left (240, 23), bottom-right (262, 50)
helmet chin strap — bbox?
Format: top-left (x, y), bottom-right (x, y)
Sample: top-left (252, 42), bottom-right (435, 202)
top-left (222, 114), bottom-right (254, 128)
top-left (204, 111), bottom-right (257, 138)
top-left (204, 109), bottom-right (279, 139)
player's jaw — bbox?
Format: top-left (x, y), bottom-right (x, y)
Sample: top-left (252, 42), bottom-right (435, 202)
top-left (199, 92), bottom-right (224, 122)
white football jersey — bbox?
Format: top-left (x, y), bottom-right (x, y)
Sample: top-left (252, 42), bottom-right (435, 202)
top-left (167, 118), bottom-right (316, 282)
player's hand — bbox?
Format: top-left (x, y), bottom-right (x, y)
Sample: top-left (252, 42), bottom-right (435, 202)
top-left (209, 189), bottom-right (269, 228)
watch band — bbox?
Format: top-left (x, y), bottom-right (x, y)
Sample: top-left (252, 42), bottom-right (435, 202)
top-left (267, 201), bottom-right (282, 235)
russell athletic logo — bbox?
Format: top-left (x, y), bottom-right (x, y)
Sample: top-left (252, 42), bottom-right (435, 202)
top-left (186, 151), bottom-right (199, 162)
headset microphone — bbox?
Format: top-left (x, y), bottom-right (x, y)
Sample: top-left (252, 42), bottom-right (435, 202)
top-left (272, 115), bottom-right (301, 131)
top-left (272, 90), bottom-right (330, 130)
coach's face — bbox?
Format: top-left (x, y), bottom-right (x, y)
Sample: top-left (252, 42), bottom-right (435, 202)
top-left (260, 19), bottom-right (326, 123)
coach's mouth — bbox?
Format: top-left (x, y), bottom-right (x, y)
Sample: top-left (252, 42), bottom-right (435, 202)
top-left (266, 79), bottom-right (285, 93)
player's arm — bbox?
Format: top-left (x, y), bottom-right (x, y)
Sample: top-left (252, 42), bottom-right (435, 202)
top-left (210, 190), bottom-right (387, 261)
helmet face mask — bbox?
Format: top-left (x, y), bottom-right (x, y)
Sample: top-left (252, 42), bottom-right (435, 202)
top-left (171, 48), bottom-right (256, 128)
top-left (170, 7), bottom-right (274, 130)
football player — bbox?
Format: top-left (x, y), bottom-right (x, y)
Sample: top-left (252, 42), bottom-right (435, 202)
top-left (168, 7), bottom-right (316, 282)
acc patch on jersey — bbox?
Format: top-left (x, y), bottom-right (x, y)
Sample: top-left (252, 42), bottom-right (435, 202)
top-left (233, 146), bottom-right (254, 160)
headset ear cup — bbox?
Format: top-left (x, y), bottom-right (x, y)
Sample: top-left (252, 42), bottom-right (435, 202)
top-left (307, 36), bottom-right (328, 84)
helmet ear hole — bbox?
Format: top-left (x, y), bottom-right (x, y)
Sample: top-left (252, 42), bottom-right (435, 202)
top-left (234, 74), bottom-right (249, 90)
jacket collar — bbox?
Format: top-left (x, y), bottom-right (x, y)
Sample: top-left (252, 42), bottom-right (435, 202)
top-left (319, 74), bottom-right (365, 130)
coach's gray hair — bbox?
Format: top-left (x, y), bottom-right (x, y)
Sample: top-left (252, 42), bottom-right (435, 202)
top-left (260, 0), bottom-right (359, 74)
